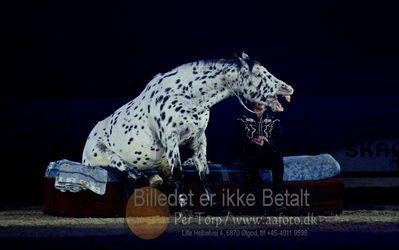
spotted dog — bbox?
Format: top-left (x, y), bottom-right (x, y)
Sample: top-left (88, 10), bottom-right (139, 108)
top-left (82, 52), bottom-right (294, 208)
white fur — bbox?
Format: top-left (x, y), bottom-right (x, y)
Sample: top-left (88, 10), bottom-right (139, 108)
top-left (82, 53), bottom-right (293, 180)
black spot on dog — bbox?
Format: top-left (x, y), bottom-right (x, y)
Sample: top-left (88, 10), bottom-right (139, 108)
top-left (156, 96), bottom-right (164, 105)
top-left (256, 79), bottom-right (263, 90)
top-left (156, 118), bottom-right (161, 128)
top-left (160, 96), bottom-right (170, 110)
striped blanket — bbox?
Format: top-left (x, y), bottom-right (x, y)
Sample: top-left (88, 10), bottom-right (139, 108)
top-left (45, 154), bottom-right (340, 195)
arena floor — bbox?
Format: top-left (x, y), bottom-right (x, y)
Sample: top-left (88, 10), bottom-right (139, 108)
top-left (1, 205), bottom-right (398, 249)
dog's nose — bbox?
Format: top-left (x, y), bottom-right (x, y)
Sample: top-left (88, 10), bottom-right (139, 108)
top-left (283, 85), bottom-right (294, 94)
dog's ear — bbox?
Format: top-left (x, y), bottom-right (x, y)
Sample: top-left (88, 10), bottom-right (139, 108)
top-left (241, 52), bottom-right (249, 60)
top-left (234, 51), bottom-right (250, 69)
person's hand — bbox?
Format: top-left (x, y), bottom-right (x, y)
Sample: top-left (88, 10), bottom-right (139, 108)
top-left (251, 136), bottom-right (267, 146)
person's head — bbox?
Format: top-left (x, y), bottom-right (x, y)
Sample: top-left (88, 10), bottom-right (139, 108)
top-left (251, 102), bottom-right (266, 113)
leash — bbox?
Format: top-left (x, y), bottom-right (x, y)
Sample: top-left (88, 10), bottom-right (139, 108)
top-left (228, 81), bottom-right (264, 114)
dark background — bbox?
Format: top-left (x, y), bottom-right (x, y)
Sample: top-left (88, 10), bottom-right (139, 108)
top-left (1, 0), bottom-right (398, 205)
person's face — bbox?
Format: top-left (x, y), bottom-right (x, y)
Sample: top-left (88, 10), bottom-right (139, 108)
top-left (253, 103), bottom-right (266, 111)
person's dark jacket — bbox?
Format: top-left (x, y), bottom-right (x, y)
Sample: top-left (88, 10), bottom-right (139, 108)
top-left (232, 112), bottom-right (283, 162)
